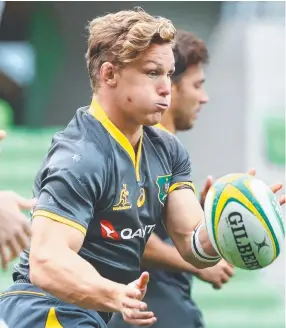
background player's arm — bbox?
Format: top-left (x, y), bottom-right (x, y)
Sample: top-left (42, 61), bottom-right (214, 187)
top-left (30, 216), bottom-right (146, 313)
top-left (141, 233), bottom-right (199, 274)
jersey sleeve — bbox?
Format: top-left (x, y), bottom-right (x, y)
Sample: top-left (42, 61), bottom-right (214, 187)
top-left (168, 137), bottom-right (196, 195)
top-left (32, 140), bottom-right (106, 236)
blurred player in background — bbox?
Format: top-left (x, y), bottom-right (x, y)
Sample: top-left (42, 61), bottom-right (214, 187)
top-left (0, 1), bottom-right (5, 24)
top-left (0, 130), bottom-right (33, 270)
top-left (108, 30), bottom-right (234, 328)
top-left (0, 9), bottom-right (227, 328)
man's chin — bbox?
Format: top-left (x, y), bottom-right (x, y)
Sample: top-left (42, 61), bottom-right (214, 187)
top-left (177, 120), bottom-right (194, 131)
top-left (142, 113), bottom-right (162, 126)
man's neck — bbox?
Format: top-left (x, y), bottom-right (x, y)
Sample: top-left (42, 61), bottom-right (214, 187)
top-left (93, 94), bottom-right (142, 148)
top-left (160, 110), bottom-right (176, 135)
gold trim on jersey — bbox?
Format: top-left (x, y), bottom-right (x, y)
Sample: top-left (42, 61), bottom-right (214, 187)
top-left (33, 210), bottom-right (87, 236)
top-left (168, 182), bottom-right (196, 194)
top-left (89, 99), bottom-right (142, 181)
top-left (45, 307), bottom-right (63, 328)
top-left (154, 123), bottom-right (170, 132)
top-left (0, 291), bottom-right (46, 298)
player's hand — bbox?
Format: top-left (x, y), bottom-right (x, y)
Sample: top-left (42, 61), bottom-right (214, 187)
top-left (196, 258), bottom-right (235, 289)
top-left (0, 191), bottom-right (35, 270)
top-left (120, 272), bottom-right (157, 326)
top-left (0, 130), bottom-right (6, 141)
top-left (248, 168), bottom-right (285, 206)
top-left (200, 175), bottom-right (213, 208)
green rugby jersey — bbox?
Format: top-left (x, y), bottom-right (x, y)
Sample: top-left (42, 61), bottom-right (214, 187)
top-left (14, 100), bottom-right (195, 285)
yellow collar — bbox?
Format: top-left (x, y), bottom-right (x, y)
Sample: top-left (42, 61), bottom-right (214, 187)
top-left (89, 99), bottom-right (142, 181)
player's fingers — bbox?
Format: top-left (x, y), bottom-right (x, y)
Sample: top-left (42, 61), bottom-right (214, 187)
top-left (15, 224), bottom-right (31, 251)
top-left (279, 195), bottom-right (286, 206)
top-left (122, 297), bottom-right (147, 311)
top-left (6, 235), bottom-right (23, 262)
top-left (200, 176), bottom-right (213, 206)
top-left (202, 176), bottom-right (213, 193)
top-left (212, 282), bottom-right (222, 289)
top-left (270, 183), bottom-right (283, 194)
top-left (123, 309), bottom-right (155, 320)
top-left (247, 168), bottom-right (256, 176)
top-left (136, 271), bottom-right (149, 290)
top-left (0, 130), bottom-right (6, 141)
top-left (223, 264), bottom-right (235, 277)
top-left (220, 273), bottom-right (230, 284)
top-left (0, 244), bottom-right (9, 270)
top-left (15, 195), bottom-right (36, 210)
top-left (123, 315), bottom-right (157, 327)
top-left (125, 287), bottom-right (141, 299)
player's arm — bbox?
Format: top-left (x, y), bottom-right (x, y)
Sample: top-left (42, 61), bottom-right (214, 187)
top-left (164, 188), bottom-right (220, 269)
top-left (30, 216), bottom-right (140, 312)
top-left (141, 233), bottom-right (199, 274)
top-left (29, 140), bottom-right (148, 318)
top-left (141, 176), bottom-right (215, 272)
top-left (163, 138), bottom-right (221, 269)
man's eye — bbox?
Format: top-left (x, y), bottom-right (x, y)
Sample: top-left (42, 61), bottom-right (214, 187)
top-left (148, 71), bottom-right (158, 77)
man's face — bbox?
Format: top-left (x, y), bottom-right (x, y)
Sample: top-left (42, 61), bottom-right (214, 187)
top-left (171, 63), bottom-right (209, 130)
top-left (114, 43), bottom-right (175, 126)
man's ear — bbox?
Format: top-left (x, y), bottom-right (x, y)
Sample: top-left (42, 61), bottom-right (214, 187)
top-left (100, 62), bottom-right (117, 87)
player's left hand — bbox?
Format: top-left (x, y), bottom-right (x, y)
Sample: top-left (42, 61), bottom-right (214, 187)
top-left (248, 168), bottom-right (285, 206)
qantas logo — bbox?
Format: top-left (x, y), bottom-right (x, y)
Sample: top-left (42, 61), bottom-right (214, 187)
top-left (100, 220), bottom-right (120, 240)
top-left (100, 220), bottom-right (155, 240)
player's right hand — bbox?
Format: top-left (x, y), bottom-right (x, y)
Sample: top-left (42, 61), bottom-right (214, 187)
top-left (0, 191), bottom-right (35, 270)
top-left (120, 271), bottom-right (157, 326)
top-left (196, 258), bottom-right (235, 289)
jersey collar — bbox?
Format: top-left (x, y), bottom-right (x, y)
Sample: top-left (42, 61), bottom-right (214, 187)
top-left (89, 99), bottom-right (142, 182)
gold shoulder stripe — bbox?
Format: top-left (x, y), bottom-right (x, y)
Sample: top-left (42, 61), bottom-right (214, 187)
top-left (33, 210), bottom-right (87, 236)
top-left (0, 291), bottom-right (46, 298)
top-left (168, 182), bottom-right (196, 194)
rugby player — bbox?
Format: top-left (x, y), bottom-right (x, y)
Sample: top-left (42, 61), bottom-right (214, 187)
top-left (0, 9), bottom-right (284, 328)
top-left (108, 30), bottom-right (234, 328)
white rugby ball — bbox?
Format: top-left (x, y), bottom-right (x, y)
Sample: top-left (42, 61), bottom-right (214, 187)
top-left (204, 173), bottom-right (285, 270)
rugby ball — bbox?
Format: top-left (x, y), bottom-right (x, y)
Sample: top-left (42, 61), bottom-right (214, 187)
top-left (204, 173), bottom-right (285, 270)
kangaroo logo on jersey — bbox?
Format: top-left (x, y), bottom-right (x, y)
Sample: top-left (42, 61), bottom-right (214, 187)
top-left (156, 174), bottom-right (171, 205)
top-left (100, 220), bottom-right (120, 240)
top-left (113, 184), bottom-right (132, 211)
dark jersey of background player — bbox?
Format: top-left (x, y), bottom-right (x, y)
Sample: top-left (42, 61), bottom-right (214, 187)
top-left (13, 100), bottom-right (194, 310)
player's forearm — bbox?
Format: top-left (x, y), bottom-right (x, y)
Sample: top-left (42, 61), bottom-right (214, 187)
top-left (141, 234), bottom-right (200, 274)
top-left (181, 222), bottom-right (220, 269)
top-left (30, 247), bottom-right (124, 312)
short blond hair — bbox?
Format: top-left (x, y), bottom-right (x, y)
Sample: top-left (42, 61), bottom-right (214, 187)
top-left (86, 8), bottom-right (176, 90)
